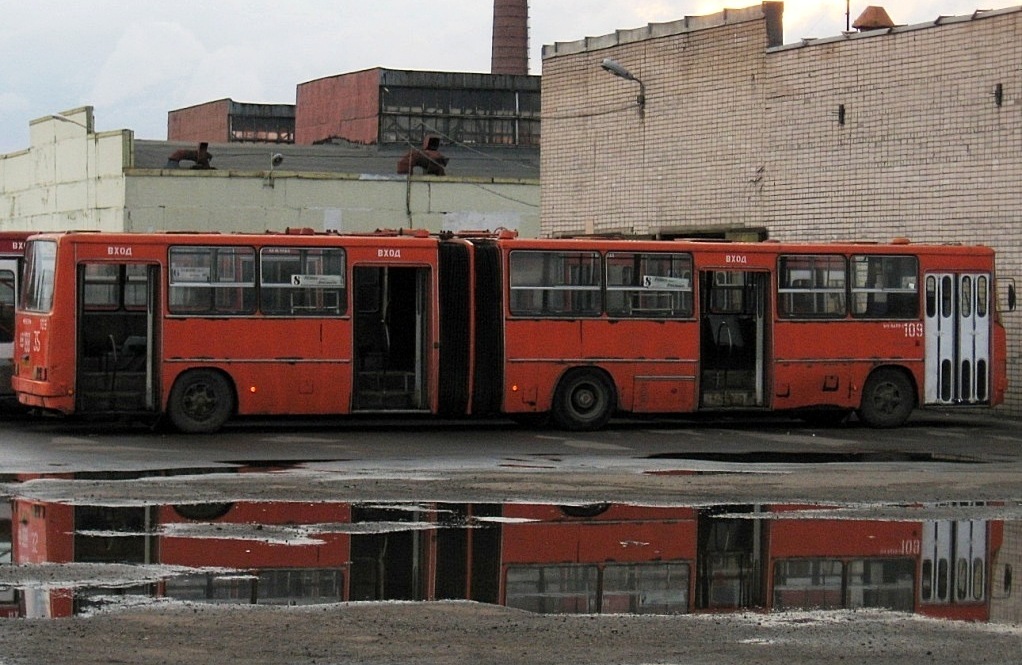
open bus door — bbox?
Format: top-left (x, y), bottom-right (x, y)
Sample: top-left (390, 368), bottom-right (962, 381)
top-left (699, 270), bottom-right (768, 409)
top-left (0, 259), bottom-right (17, 399)
top-left (352, 265), bottom-right (430, 411)
top-left (76, 264), bottom-right (160, 414)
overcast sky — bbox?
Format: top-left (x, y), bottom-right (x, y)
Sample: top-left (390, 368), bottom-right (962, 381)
top-left (1, 1), bottom-right (1018, 153)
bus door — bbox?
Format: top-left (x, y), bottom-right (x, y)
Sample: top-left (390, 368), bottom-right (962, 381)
top-left (925, 273), bottom-right (991, 405)
top-left (352, 265), bottom-right (430, 411)
top-left (699, 270), bottom-right (768, 408)
top-left (920, 516), bottom-right (988, 607)
top-left (76, 263), bottom-right (159, 413)
top-left (0, 258), bottom-right (17, 398)
top-left (696, 506), bottom-right (763, 610)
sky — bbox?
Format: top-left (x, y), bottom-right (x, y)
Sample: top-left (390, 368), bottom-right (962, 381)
top-left (1, 1), bottom-right (1019, 153)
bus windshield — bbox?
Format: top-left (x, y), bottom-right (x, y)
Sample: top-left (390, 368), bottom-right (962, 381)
top-left (20, 240), bottom-right (57, 313)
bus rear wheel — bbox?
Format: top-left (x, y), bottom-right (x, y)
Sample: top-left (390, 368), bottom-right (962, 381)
top-left (551, 369), bottom-right (615, 431)
top-left (857, 368), bottom-right (914, 429)
top-left (168, 369), bottom-right (235, 433)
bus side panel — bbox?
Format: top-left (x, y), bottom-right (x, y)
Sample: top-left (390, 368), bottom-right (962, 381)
top-left (579, 319), bottom-right (699, 413)
top-left (501, 520), bottom-right (696, 565)
top-left (158, 502), bottom-right (352, 569)
top-left (161, 318), bottom-right (352, 416)
top-left (771, 321), bottom-right (924, 410)
top-left (769, 519), bottom-right (919, 559)
top-left (499, 505), bottom-right (698, 611)
top-left (503, 319), bottom-right (581, 412)
top-left (503, 319), bottom-right (700, 415)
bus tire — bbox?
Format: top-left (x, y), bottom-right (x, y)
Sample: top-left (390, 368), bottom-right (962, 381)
top-left (857, 368), bottom-right (914, 429)
top-left (551, 368), bottom-right (615, 431)
top-left (168, 369), bottom-right (235, 434)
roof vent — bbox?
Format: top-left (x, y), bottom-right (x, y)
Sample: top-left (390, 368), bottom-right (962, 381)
top-left (166, 142), bottom-right (214, 169)
top-left (397, 135), bottom-right (448, 176)
top-left (852, 6), bottom-right (896, 30)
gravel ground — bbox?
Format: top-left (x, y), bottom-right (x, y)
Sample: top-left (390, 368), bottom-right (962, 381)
top-left (3, 419), bottom-right (1022, 665)
top-left (2, 599), bottom-right (1021, 665)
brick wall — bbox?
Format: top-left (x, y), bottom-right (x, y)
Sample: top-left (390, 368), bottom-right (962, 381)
top-left (167, 99), bottom-right (231, 142)
top-left (541, 4), bottom-right (1022, 416)
top-left (295, 69), bottom-right (382, 145)
top-left (991, 522), bottom-right (1022, 623)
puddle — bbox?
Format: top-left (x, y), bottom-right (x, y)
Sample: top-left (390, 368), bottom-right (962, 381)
top-left (1, 473), bottom-right (1019, 623)
top-left (646, 451), bottom-right (985, 464)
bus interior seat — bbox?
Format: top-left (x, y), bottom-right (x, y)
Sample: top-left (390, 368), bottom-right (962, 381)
top-left (102, 335), bottom-right (147, 372)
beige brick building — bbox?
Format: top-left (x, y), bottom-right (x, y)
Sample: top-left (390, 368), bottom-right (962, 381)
top-left (541, 3), bottom-right (1022, 416)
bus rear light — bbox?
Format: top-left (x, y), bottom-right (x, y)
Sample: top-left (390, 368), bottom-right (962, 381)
top-left (511, 384), bottom-right (519, 392)
top-left (249, 386), bottom-right (258, 394)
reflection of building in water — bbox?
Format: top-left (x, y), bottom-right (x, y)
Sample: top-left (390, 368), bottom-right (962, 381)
top-left (2, 492), bottom-right (1005, 623)
top-left (990, 522), bottom-right (1021, 623)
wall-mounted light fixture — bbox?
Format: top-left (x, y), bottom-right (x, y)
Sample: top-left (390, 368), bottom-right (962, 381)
top-left (265, 153), bottom-right (285, 188)
top-left (601, 58), bottom-right (646, 118)
top-left (994, 83), bottom-right (1004, 107)
top-left (837, 104), bottom-right (846, 126)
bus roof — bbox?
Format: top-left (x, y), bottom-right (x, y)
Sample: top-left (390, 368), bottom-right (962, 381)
top-left (24, 230), bottom-right (995, 257)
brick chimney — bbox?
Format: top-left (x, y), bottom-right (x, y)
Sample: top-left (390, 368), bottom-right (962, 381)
top-left (491, 0), bottom-right (529, 75)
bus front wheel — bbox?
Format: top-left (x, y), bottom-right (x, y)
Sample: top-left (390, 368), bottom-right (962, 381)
top-left (551, 369), bottom-right (615, 431)
top-left (168, 369), bottom-right (235, 434)
top-left (857, 368), bottom-right (914, 428)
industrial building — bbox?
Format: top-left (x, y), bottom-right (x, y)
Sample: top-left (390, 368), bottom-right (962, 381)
top-left (0, 0), bottom-right (540, 237)
top-left (169, 70), bottom-right (540, 149)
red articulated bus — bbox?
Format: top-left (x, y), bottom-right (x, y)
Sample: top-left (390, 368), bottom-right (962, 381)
top-left (6, 494), bottom-right (1002, 620)
top-left (0, 231), bottom-right (34, 402)
top-left (11, 229), bottom-right (1013, 432)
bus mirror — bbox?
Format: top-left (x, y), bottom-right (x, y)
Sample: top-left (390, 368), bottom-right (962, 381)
top-left (1009, 283), bottom-right (1017, 312)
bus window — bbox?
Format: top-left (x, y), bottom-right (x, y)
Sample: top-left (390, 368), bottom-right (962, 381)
top-left (926, 275), bottom-right (937, 318)
top-left (169, 246), bottom-right (256, 315)
top-left (83, 264), bottom-right (123, 310)
top-left (260, 247), bottom-right (346, 316)
top-left (777, 255), bottom-right (846, 318)
top-left (961, 276), bottom-right (973, 318)
top-left (20, 240), bottom-right (56, 313)
top-left (606, 252), bottom-right (692, 318)
top-left (505, 564), bottom-right (598, 613)
top-left (851, 255), bottom-right (919, 319)
top-left (845, 559), bottom-right (914, 611)
top-left (773, 559), bottom-right (843, 610)
top-left (82, 264), bottom-right (151, 312)
top-left (977, 276), bottom-right (988, 318)
top-left (509, 250), bottom-right (601, 317)
top-left (125, 264), bottom-right (150, 310)
top-left (602, 562), bottom-right (690, 614)
top-left (708, 271), bottom-right (748, 315)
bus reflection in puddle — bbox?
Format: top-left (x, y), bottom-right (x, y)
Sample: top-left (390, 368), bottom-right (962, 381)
top-left (0, 493), bottom-right (1018, 623)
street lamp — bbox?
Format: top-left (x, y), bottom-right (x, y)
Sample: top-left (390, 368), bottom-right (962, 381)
top-left (601, 58), bottom-right (646, 116)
